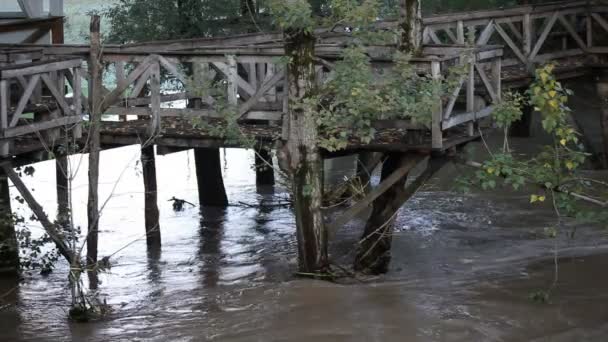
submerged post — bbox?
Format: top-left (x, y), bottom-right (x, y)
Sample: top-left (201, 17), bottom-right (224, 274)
top-left (0, 169), bottom-right (18, 274)
top-left (194, 148), bottom-right (228, 207)
top-left (56, 150), bottom-right (69, 228)
top-left (255, 148), bottom-right (275, 187)
top-left (87, 15), bottom-right (102, 267)
top-left (141, 145), bottom-right (161, 247)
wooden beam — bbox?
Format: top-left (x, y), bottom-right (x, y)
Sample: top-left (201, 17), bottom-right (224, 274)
top-left (494, 22), bottom-right (528, 65)
top-left (557, 14), bottom-right (587, 50)
top-left (329, 154), bottom-right (426, 237)
top-left (1, 163), bottom-right (73, 264)
top-left (530, 11), bottom-right (559, 61)
top-left (2, 114), bottom-right (80, 138)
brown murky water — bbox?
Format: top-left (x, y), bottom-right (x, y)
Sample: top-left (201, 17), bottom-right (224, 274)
top-left (0, 141), bottom-right (607, 341)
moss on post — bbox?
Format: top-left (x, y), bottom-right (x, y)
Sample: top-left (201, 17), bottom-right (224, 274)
top-left (283, 28), bottom-right (328, 274)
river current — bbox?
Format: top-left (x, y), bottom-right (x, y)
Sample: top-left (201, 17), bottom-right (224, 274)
top-left (0, 132), bottom-right (607, 341)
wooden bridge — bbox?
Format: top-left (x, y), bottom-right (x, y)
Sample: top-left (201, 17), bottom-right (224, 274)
top-left (0, 0), bottom-right (607, 274)
top-left (0, 0), bottom-right (606, 163)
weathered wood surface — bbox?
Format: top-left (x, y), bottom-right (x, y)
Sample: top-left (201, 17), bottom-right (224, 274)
top-left (0, 0), bottom-right (607, 161)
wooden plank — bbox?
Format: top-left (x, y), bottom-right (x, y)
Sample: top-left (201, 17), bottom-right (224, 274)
top-left (443, 77), bottom-right (464, 119)
top-left (106, 107), bottom-right (283, 121)
top-left (523, 13), bottom-right (532, 56)
top-left (431, 61), bottom-right (443, 149)
top-left (477, 20), bottom-right (496, 45)
top-left (329, 155), bottom-right (424, 232)
top-left (73, 67), bottom-right (83, 138)
top-left (238, 69), bottom-right (284, 117)
top-left (2, 114), bottom-right (81, 138)
top-left (443, 106), bottom-right (494, 129)
top-left (457, 20), bottom-right (465, 44)
top-left (0, 58), bottom-right (82, 79)
top-left (41, 73), bottom-right (72, 115)
top-left (492, 58), bottom-right (502, 101)
top-left (506, 20), bottom-right (524, 42)
top-left (157, 55), bottom-right (188, 84)
top-left (9, 74), bottom-right (39, 127)
top-left (475, 64), bottom-right (498, 102)
top-left (494, 22), bottom-right (528, 65)
top-left (427, 27), bottom-right (443, 44)
top-left (212, 61), bottom-right (256, 97)
top-left (130, 67), bottom-right (151, 98)
top-left (99, 54), bottom-right (157, 113)
top-left (592, 13), bottom-right (608, 34)
top-left (226, 56), bottom-right (239, 107)
top-left (2, 163), bottom-right (73, 264)
top-left (557, 14), bottom-right (587, 50)
top-left (530, 11), bottom-right (559, 60)
top-left (149, 62), bottom-right (161, 135)
top-left (466, 58), bottom-right (476, 136)
top-left (115, 61), bottom-right (126, 87)
top-left (0, 80), bottom-right (8, 156)
top-left (587, 13), bottom-right (593, 48)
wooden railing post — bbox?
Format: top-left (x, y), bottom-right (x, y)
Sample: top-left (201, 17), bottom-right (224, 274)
top-left (431, 60), bottom-right (443, 150)
top-left (148, 60), bottom-right (161, 136)
top-left (227, 55), bottom-right (238, 107)
top-left (0, 80), bottom-right (8, 156)
top-left (466, 55), bottom-right (476, 136)
top-left (523, 13), bottom-right (532, 57)
top-left (73, 67), bottom-right (83, 138)
top-left (492, 57), bottom-right (502, 102)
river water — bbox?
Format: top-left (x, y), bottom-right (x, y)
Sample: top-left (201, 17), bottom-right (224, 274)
top-left (0, 134), bottom-right (608, 341)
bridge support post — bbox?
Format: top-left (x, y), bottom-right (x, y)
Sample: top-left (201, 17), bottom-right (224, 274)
top-left (255, 148), bottom-right (275, 187)
top-left (0, 169), bottom-right (18, 274)
top-left (597, 72), bottom-right (608, 168)
top-left (141, 145), bottom-right (161, 247)
top-left (56, 151), bottom-right (70, 229)
top-left (354, 153), bottom-right (445, 274)
top-left (194, 148), bottom-right (228, 207)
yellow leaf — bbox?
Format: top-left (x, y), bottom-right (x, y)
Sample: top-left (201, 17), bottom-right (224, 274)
top-left (560, 139), bottom-right (567, 146)
top-left (548, 90), bottom-right (557, 98)
top-left (565, 161), bottom-right (575, 170)
top-left (530, 195), bottom-right (538, 203)
top-left (549, 99), bottom-right (558, 109)
top-left (486, 167), bottom-right (495, 174)
top-left (540, 72), bottom-right (548, 83)
top-left (538, 196), bottom-right (546, 202)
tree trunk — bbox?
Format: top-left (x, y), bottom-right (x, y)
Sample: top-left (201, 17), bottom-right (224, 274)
top-left (283, 29), bottom-right (328, 273)
top-left (194, 148), bottom-right (228, 207)
top-left (141, 145), bottom-right (161, 247)
top-left (399, 0), bottom-right (422, 54)
top-left (87, 15), bottom-right (102, 267)
top-left (354, 153), bottom-right (412, 274)
top-left (0, 169), bottom-right (18, 274)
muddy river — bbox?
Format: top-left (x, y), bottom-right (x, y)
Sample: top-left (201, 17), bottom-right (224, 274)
top-left (0, 136), bottom-right (607, 341)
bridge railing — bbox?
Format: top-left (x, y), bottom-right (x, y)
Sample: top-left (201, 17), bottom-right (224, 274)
top-left (0, 54), bottom-right (83, 156)
top-left (422, 0), bottom-right (608, 72)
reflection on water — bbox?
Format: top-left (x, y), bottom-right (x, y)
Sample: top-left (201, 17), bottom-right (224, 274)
top-left (0, 145), bottom-right (607, 341)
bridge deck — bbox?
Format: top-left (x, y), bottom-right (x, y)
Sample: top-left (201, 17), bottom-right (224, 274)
top-left (0, 0), bottom-right (606, 163)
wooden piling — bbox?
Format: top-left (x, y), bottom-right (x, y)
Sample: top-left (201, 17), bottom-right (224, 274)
top-left (56, 152), bottom-right (69, 228)
top-left (255, 148), bottom-right (275, 187)
top-left (194, 148), bottom-right (228, 207)
top-left (141, 145), bottom-right (161, 247)
top-left (87, 15), bottom-right (102, 267)
top-left (0, 169), bottom-right (18, 274)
